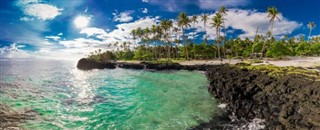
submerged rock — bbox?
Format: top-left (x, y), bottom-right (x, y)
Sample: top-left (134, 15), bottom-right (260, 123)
top-left (0, 104), bottom-right (37, 129)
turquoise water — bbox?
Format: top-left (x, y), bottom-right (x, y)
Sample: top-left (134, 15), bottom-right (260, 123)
top-left (0, 59), bottom-right (217, 130)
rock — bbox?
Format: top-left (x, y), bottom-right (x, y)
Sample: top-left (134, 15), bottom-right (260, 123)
top-left (76, 58), bottom-right (116, 70)
top-left (117, 62), bottom-right (145, 69)
top-left (143, 62), bottom-right (183, 70)
top-left (202, 64), bottom-right (320, 129)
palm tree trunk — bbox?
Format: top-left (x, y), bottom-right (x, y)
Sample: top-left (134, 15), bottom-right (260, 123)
top-left (193, 23), bottom-right (196, 60)
top-left (260, 21), bottom-right (274, 59)
top-left (308, 28), bottom-right (312, 42)
top-left (216, 27), bottom-right (221, 59)
top-left (182, 27), bottom-right (188, 60)
top-left (222, 23), bottom-right (226, 58)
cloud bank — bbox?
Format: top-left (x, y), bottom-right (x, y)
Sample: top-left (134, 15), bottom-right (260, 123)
top-left (17, 0), bottom-right (62, 21)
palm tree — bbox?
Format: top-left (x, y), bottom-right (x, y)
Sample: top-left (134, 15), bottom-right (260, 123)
top-left (261, 6), bottom-right (280, 59)
top-left (201, 14), bottom-right (209, 40)
top-left (211, 13), bottom-right (223, 60)
top-left (131, 29), bottom-right (136, 44)
top-left (178, 12), bottom-right (191, 60)
top-left (151, 25), bottom-right (157, 59)
top-left (307, 21), bottom-right (316, 41)
top-left (218, 6), bottom-right (228, 58)
top-left (267, 6), bottom-right (281, 36)
top-left (135, 27), bottom-right (144, 44)
top-left (160, 19), bottom-right (173, 59)
top-left (173, 27), bottom-right (180, 59)
top-left (144, 27), bottom-right (151, 59)
top-left (156, 25), bottom-right (163, 59)
top-left (191, 15), bottom-right (198, 59)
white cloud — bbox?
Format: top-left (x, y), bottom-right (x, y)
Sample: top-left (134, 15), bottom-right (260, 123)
top-left (198, 0), bottom-right (248, 10)
top-left (20, 17), bottom-right (34, 21)
top-left (45, 36), bottom-right (61, 41)
top-left (224, 9), bottom-right (301, 39)
top-left (59, 38), bottom-right (101, 48)
top-left (24, 4), bottom-right (62, 20)
top-left (16, 0), bottom-right (40, 6)
top-left (142, 8), bottom-right (148, 13)
top-left (113, 11), bottom-right (134, 22)
top-left (147, 0), bottom-right (249, 12)
top-left (17, 0), bottom-right (62, 21)
top-left (81, 16), bottom-right (160, 44)
top-left (182, 9), bottom-right (301, 40)
top-left (58, 33), bottom-right (63, 36)
top-left (80, 27), bottom-right (108, 37)
top-left (0, 43), bottom-right (31, 58)
top-left (142, 0), bottom-right (149, 3)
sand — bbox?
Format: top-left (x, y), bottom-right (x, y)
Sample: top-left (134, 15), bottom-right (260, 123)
top-left (178, 57), bottom-right (320, 68)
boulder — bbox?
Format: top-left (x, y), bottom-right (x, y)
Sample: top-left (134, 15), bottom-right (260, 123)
top-left (76, 58), bottom-right (116, 70)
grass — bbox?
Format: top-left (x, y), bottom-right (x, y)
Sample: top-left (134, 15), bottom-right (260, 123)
top-left (235, 64), bottom-right (320, 80)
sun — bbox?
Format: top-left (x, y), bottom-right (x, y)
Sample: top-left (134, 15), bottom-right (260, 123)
top-left (74, 16), bottom-right (90, 28)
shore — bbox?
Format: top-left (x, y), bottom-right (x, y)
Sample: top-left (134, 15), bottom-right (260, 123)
top-left (76, 58), bottom-right (320, 129)
top-left (177, 56), bottom-right (320, 68)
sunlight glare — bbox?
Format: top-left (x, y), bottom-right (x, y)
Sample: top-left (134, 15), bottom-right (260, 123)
top-left (74, 16), bottom-right (90, 28)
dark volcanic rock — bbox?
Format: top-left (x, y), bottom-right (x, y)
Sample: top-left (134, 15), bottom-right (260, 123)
top-left (204, 65), bottom-right (320, 130)
top-left (117, 62), bottom-right (145, 69)
top-left (143, 62), bottom-right (183, 70)
top-left (77, 58), bottom-right (116, 70)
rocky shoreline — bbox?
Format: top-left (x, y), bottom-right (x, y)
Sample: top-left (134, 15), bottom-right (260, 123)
top-left (77, 58), bottom-right (320, 129)
top-left (77, 58), bottom-right (215, 71)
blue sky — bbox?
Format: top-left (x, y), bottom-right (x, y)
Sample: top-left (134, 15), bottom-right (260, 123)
top-left (0, 0), bottom-right (319, 59)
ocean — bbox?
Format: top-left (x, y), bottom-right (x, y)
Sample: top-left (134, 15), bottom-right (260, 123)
top-left (0, 59), bottom-right (218, 129)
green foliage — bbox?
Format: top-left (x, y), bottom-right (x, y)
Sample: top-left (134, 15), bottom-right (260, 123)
top-left (85, 9), bottom-right (320, 62)
top-left (295, 42), bottom-right (311, 56)
top-left (88, 51), bottom-right (117, 62)
top-left (310, 42), bottom-right (320, 56)
top-left (117, 50), bottom-right (134, 60)
top-left (266, 42), bottom-right (292, 58)
top-left (237, 64), bottom-right (320, 79)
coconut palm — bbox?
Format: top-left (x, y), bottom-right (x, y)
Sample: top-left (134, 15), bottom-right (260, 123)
top-left (191, 15), bottom-right (198, 59)
top-left (160, 19), bottom-right (173, 59)
top-left (135, 27), bottom-right (144, 44)
top-left (211, 13), bottom-right (223, 60)
top-left (260, 6), bottom-right (281, 59)
top-left (267, 6), bottom-right (281, 36)
top-left (131, 29), bottom-right (136, 44)
top-left (201, 14), bottom-right (209, 40)
top-left (178, 12), bottom-right (191, 60)
top-left (218, 6), bottom-right (228, 58)
top-left (173, 27), bottom-right (181, 59)
top-left (156, 25), bottom-right (163, 58)
top-left (307, 21), bottom-right (316, 41)
top-left (150, 25), bottom-right (157, 59)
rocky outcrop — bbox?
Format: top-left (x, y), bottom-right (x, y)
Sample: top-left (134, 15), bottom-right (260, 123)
top-left (76, 59), bottom-right (215, 71)
top-left (205, 65), bottom-right (320, 130)
top-left (117, 62), bottom-right (145, 70)
top-left (77, 58), bottom-right (116, 70)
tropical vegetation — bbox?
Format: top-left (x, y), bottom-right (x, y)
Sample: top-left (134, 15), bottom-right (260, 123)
top-left (86, 6), bottom-right (320, 62)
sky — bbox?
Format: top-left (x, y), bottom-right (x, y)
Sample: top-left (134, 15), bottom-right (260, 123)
top-left (0, 0), bottom-right (319, 59)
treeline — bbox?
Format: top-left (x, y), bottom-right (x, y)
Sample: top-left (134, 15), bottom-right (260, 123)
top-left (87, 6), bottom-right (319, 62)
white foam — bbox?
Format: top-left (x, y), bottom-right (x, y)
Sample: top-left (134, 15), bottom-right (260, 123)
top-left (218, 103), bottom-right (227, 108)
top-left (241, 118), bottom-right (265, 130)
